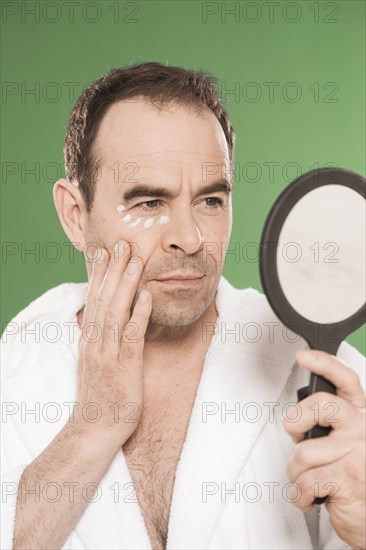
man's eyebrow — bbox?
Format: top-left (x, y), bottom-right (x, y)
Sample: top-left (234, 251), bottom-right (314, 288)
top-left (122, 180), bottom-right (232, 203)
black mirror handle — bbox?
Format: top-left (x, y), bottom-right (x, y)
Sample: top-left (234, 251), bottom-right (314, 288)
top-left (297, 374), bottom-right (337, 505)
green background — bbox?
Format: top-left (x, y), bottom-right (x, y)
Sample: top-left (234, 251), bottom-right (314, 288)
top-left (1, 0), bottom-right (365, 353)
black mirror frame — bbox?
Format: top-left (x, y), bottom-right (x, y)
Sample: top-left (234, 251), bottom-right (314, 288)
top-left (259, 167), bottom-right (366, 356)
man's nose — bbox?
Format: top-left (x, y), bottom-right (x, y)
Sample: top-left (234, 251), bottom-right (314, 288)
top-left (160, 206), bottom-right (204, 255)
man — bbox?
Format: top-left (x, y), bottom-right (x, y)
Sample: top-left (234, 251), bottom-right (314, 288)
top-left (1, 62), bottom-right (365, 550)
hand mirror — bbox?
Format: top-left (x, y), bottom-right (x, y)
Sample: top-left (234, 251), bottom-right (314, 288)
top-left (259, 167), bottom-right (365, 503)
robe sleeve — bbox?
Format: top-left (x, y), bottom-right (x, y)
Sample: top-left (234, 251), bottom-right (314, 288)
top-left (1, 322), bottom-right (31, 550)
top-left (1, 429), bottom-right (29, 550)
top-left (318, 339), bottom-right (365, 550)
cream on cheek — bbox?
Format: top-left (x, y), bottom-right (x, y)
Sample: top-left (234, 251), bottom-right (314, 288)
top-left (116, 205), bottom-right (170, 229)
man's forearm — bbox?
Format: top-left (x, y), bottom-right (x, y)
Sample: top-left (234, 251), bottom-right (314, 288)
top-left (12, 420), bottom-right (123, 550)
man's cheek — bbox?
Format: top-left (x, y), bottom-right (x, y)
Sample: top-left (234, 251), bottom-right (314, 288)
top-left (106, 220), bottom-right (163, 257)
top-left (202, 228), bottom-right (231, 266)
top-left (122, 228), bottom-right (161, 263)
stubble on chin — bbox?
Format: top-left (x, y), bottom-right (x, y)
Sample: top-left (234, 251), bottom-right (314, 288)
top-left (144, 280), bottom-right (218, 328)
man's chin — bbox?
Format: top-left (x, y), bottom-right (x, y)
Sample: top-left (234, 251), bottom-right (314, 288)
top-left (148, 288), bottom-right (217, 328)
top-left (148, 304), bottom-right (204, 328)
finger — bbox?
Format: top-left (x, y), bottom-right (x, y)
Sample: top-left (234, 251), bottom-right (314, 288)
top-left (286, 433), bottom-right (352, 483)
top-left (291, 462), bottom-right (344, 511)
top-left (80, 247), bottom-right (111, 345)
top-left (118, 289), bottom-right (152, 367)
top-left (101, 254), bottom-right (145, 353)
top-left (283, 392), bottom-right (360, 443)
top-left (92, 242), bottom-right (132, 343)
top-left (296, 349), bottom-right (366, 409)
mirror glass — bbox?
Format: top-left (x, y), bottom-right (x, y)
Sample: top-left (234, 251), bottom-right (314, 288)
top-left (277, 184), bottom-right (366, 323)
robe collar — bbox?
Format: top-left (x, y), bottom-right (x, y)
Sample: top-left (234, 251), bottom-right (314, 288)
top-left (71, 276), bottom-right (301, 549)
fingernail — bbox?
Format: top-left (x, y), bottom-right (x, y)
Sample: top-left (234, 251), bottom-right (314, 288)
top-left (127, 258), bottom-right (139, 275)
top-left (139, 290), bottom-right (148, 304)
top-left (354, 397), bottom-right (366, 410)
top-left (297, 350), bottom-right (318, 363)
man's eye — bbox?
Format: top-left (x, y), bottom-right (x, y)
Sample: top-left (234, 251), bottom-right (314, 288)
top-left (135, 200), bottom-right (162, 211)
top-left (204, 197), bottom-right (224, 209)
top-left (134, 197), bottom-right (224, 212)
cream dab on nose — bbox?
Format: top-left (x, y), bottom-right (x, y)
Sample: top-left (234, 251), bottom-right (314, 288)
top-left (157, 215), bottom-right (170, 224)
top-left (116, 204), bottom-right (126, 212)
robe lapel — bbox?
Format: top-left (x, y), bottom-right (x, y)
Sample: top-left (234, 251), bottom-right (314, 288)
top-left (72, 277), bottom-right (301, 549)
top-left (165, 278), bottom-right (299, 549)
top-left (74, 449), bottom-right (152, 549)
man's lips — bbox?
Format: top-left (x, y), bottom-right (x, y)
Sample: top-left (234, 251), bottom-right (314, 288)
top-left (152, 273), bottom-right (205, 287)
top-left (154, 273), bottom-right (204, 281)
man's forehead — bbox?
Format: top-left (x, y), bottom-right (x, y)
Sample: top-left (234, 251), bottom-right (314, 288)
top-left (100, 149), bottom-right (228, 169)
top-left (93, 99), bottom-right (230, 167)
top-left (97, 151), bottom-right (231, 192)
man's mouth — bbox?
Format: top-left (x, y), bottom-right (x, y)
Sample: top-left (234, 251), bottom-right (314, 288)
top-left (155, 272), bottom-right (204, 281)
top-left (153, 273), bottom-right (204, 287)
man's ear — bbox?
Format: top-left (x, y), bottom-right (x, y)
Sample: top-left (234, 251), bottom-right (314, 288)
top-left (52, 178), bottom-right (87, 252)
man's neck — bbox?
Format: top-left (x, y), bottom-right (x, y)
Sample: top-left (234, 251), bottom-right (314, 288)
top-left (143, 297), bottom-right (218, 360)
top-left (142, 297), bottom-right (219, 393)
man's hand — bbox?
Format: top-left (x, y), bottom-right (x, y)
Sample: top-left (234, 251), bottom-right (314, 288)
top-left (283, 349), bottom-right (366, 550)
top-left (11, 241), bottom-right (152, 550)
top-left (75, 240), bottom-right (152, 444)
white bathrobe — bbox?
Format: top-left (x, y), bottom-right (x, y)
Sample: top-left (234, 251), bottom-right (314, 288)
top-left (1, 276), bottom-right (365, 550)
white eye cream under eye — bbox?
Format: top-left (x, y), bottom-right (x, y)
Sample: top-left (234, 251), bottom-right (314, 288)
top-left (117, 206), bottom-right (170, 229)
top-left (129, 217), bottom-right (142, 227)
top-left (144, 218), bottom-right (154, 228)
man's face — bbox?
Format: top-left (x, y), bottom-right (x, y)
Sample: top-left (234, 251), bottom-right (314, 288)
top-left (82, 98), bottom-right (232, 327)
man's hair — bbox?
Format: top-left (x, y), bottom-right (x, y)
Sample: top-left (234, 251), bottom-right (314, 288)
top-left (63, 61), bottom-right (235, 212)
